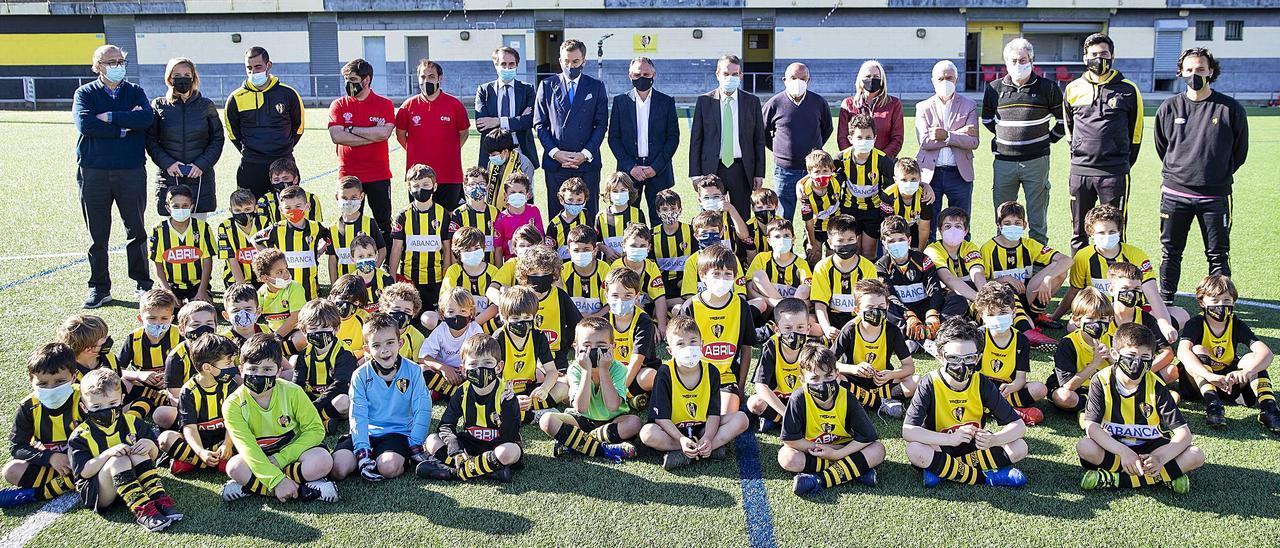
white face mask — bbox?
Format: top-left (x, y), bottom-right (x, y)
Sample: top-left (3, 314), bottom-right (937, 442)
top-left (169, 208), bottom-right (192, 222)
top-left (705, 277), bottom-right (734, 297)
top-left (853, 139), bottom-right (875, 155)
top-left (506, 193), bottom-right (528, 208)
top-left (271, 276), bottom-right (292, 289)
top-left (1093, 233), bottom-right (1121, 251)
top-left (769, 237), bottom-right (793, 255)
top-left (1007, 61), bottom-right (1033, 81)
top-left (898, 179), bottom-right (921, 195)
top-left (701, 197), bottom-right (724, 212)
top-left (785, 79), bottom-right (807, 98)
top-left (338, 199), bottom-right (362, 214)
top-left (983, 313), bottom-right (1014, 334)
top-left (933, 79), bottom-right (956, 99)
top-left (672, 345), bottom-right (703, 367)
top-left (460, 249), bottom-right (485, 267)
top-left (610, 191), bottom-right (630, 207)
top-left (570, 251), bottom-right (594, 268)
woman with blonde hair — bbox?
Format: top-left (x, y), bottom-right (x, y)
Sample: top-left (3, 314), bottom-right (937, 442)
top-left (146, 57), bottom-right (224, 219)
top-left (836, 60), bottom-right (904, 157)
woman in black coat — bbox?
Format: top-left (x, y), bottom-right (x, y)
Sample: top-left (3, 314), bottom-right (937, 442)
top-left (146, 57), bottom-right (224, 217)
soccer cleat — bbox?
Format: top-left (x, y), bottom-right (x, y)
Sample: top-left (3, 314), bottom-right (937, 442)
top-left (1258, 409), bottom-right (1280, 434)
top-left (878, 399), bottom-right (904, 419)
top-left (83, 289), bottom-right (112, 309)
top-left (1205, 402), bottom-right (1227, 427)
top-left (153, 495), bottom-right (184, 521)
top-left (757, 418), bottom-right (778, 433)
top-left (710, 446), bottom-right (727, 461)
top-left (1081, 469), bottom-right (1119, 490)
top-left (1024, 328), bottom-right (1057, 349)
top-left (1168, 475), bottom-right (1191, 495)
top-left (0, 487), bottom-right (38, 508)
top-left (304, 480), bottom-right (340, 502)
top-left (134, 501), bottom-right (173, 532)
top-left (415, 457), bottom-right (455, 481)
top-left (221, 480), bottom-right (249, 502)
top-left (922, 469), bottom-right (942, 488)
top-left (530, 409), bottom-right (555, 422)
top-left (856, 468), bottom-right (878, 487)
top-left (490, 466), bottom-right (515, 483)
top-left (169, 459), bottom-right (197, 475)
top-left (983, 466), bottom-right (1027, 487)
top-left (662, 451), bottom-right (692, 471)
top-left (1014, 407), bottom-right (1044, 426)
top-left (1035, 314), bottom-right (1064, 330)
top-left (552, 442), bottom-right (574, 459)
top-left (792, 473), bottom-right (823, 497)
top-left (602, 442), bottom-right (637, 464)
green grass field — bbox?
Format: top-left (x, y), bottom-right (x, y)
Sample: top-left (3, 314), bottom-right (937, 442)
top-left (0, 106), bottom-right (1278, 546)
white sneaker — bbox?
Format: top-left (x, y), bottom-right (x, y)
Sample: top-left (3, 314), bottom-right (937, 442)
top-left (306, 480), bottom-right (340, 502)
top-left (879, 399), bottom-right (904, 419)
top-left (221, 480), bottom-right (248, 502)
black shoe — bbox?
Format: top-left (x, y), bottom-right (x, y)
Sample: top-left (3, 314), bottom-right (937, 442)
top-left (296, 482), bottom-right (322, 501)
top-left (415, 457), bottom-right (455, 481)
top-left (662, 451), bottom-right (692, 470)
top-left (1259, 409), bottom-right (1280, 434)
top-left (710, 446), bottom-right (727, 461)
top-left (83, 289), bottom-right (112, 309)
top-left (490, 466), bottom-right (514, 483)
top-left (1206, 402), bottom-right (1227, 427)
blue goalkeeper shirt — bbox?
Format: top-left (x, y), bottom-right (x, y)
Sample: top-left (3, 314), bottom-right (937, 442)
top-left (349, 357), bottom-right (432, 451)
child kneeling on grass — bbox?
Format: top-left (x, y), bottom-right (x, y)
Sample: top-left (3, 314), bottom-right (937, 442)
top-left (539, 317), bottom-right (641, 463)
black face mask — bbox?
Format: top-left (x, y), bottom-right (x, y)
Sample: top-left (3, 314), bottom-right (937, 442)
top-left (780, 331), bottom-right (806, 350)
top-left (372, 355), bottom-right (399, 376)
top-left (411, 187), bottom-right (434, 203)
top-left (232, 212), bottom-right (255, 226)
top-left (420, 81), bottom-right (438, 96)
top-left (186, 325), bottom-right (215, 342)
top-left (585, 347), bottom-right (608, 368)
top-left (1082, 320), bottom-right (1110, 339)
top-left (1204, 304), bottom-right (1233, 323)
top-left (334, 300), bottom-right (358, 318)
top-left (754, 210), bottom-right (773, 223)
top-left (834, 243), bottom-right (859, 260)
top-left (1115, 354), bottom-right (1152, 379)
top-left (861, 308), bottom-right (886, 327)
top-left (243, 374), bottom-right (276, 394)
top-left (466, 366), bottom-right (495, 388)
top-left (526, 274), bottom-right (554, 294)
top-left (807, 379), bottom-right (837, 401)
top-left (389, 311), bottom-right (412, 331)
top-left (215, 366), bottom-right (238, 384)
top-left (271, 181), bottom-right (290, 193)
top-left (98, 336), bottom-right (114, 358)
top-left (346, 81), bottom-right (365, 97)
top-left (507, 319), bottom-right (533, 338)
top-left (306, 331), bottom-right (335, 349)
top-left (564, 66), bottom-right (583, 80)
top-left (1086, 57), bottom-right (1111, 76)
top-left (1182, 74), bottom-right (1207, 91)
top-left (88, 405), bottom-right (121, 427)
top-left (696, 233), bottom-right (722, 250)
top-left (861, 77), bottom-right (883, 93)
top-left (1116, 289), bottom-right (1143, 308)
top-left (944, 360), bottom-right (977, 383)
top-left (443, 315), bottom-right (470, 331)
top-left (631, 76), bottom-right (654, 92)
top-left (171, 76), bottom-right (193, 94)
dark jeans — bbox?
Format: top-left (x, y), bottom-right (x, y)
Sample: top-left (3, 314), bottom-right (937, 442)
top-left (716, 159), bottom-right (752, 221)
top-left (545, 167), bottom-right (602, 219)
top-left (77, 166), bottom-right (151, 293)
top-left (928, 166), bottom-right (972, 240)
top-left (1068, 172), bottom-right (1129, 253)
top-left (1159, 191), bottom-right (1231, 303)
top-left (363, 179), bottom-right (392, 240)
top-left (236, 159), bottom-right (276, 199)
top-left (773, 165), bottom-right (807, 223)
top-left (434, 184), bottom-right (463, 213)
top-left (629, 158), bottom-right (675, 223)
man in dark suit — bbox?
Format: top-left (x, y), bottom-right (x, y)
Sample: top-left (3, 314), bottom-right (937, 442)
top-left (690, 54), bottom-right (766, 220)
top-left (534, 39), bottom-right (609, 219)
top-left (474, 46), bottom-right (538, 171)
top-left (608, 57), bottom-right (680, 222)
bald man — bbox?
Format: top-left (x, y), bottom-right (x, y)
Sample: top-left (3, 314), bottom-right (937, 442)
top-left (762, 62), bottom-right (833, 222)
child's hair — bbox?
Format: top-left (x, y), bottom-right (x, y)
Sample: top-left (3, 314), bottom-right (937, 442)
top-left (996, 201), bottom-right (1026, 223)
top-left (765, 218), bottom-right (794, 237)
top-left (694, 174), bottom-right (726, 194)
top-left (847, 113), bottom-right (876, 135)
top-left (338, 176), bottom-right (363, 194)
top-left (1071, 287), bottom-right (1112, 320)
top-left (460, 333), bottom-right (502, 363)
top-left (464, 165), bottom-right (486, 181)
top-left (935, 318), bottom-right (983, 353)
top-left (805, 149), bottom-right (835, 171)
top-left (57, 314), bottom-right (108, 354)
top-left (406, 163), bottom-right (437, 183)
top-left (1084, 204), bottom-right (1124, 232)
top-left (797, 344), bottom-right (837, 375)
top-left (1195, 274), bottom-right (1237, 303)
top-left (505, 172), bottom-right (532, 196)
top-left (879, 215), bottom-right (910, 239)
top-left (298, 299), bottom-right (342, 330)
top-left (1112, 323), bottom-right (1157, 354)
top-left (329, 274), bottom-right (368, 304)
top-left (604, 171), bottom-right (635, 195)
top-left (854, 278), bottom-right (890, 305)
top-left (177, 300), bottom-right (216, 330)
top-left (27, 343), bottom-right (76, 377)
top-left (240, 333), bottom-right (283, 366)
top-left (622, 223), bottom-right (651, 245)
top-left (279, 185), bottom-right (306, 202)
top-left (80, 368), bottom-right (122, 398)
top-left (1105, 261), bottom-right (1142, 282)
top-left (380, 282), bottom-right (423, 315)
top-left (223, 283), bottom-right (258, 307)
top-left (576, 316), bottom-right (615, 344)
top-left (362, 311), bottom-right (401, 340)
top-left (827, 214), bottom-right (859, 237)
top-left (894, 157), bottom-right (921, 177)
top-left (655, 188), bottom-right (682, 210)
top-left (516, 246), bottom-right (561, 282)
top-left (229, 188), bottom-right (257, 208)
top-left (666, 314), bottom-right (701, 342)
top-left (937, 206), bottom-right (969, 229)
top-left (512, 223), bottom-right (545, 247)
top-left (751, 188), bottom-right (779, 208)
top-left (252, 248), bottom-right (286, 278)
top-left (559, 177), bottom-right (588, 198)
top-left (484, 128), bottom-right (516, 154)
top-left (498, 286), bottom-right (539, 318)
top-left (695, 244), bottom-right (737, 276)
top-left (605, 267), bottom-right (642, 293)
top-left (439, 286), bottom-right (475, 314)
top-left (774, 297), bottom-right (808, 319)
top-left (167, 184), bottom-right (194, 202)
top-left (190, 333), bottom-right (239, 371)
top-left (692, 210), bottom-right (724, 232)
top-left (350, 233), bottom-right (377, 253)
top-left (139, 288), bottom-right (178, 314)
top-left (451, 226), bottom-right (485, 254)
top-left (268, 157), bottom-right (300, 179)
top-left (566, 224), bottom-right (598, 246)
top-left (973, 282), bottom-right (1017, 316)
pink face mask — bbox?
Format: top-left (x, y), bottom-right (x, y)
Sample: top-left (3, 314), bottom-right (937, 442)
top-left (942, 227), bottom-right (966, 246)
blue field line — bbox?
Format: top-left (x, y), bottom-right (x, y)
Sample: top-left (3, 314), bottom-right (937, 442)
top-left (734, 429), bottom-right (778, 548)
top-left (0, 151), bottom-right (376, 295)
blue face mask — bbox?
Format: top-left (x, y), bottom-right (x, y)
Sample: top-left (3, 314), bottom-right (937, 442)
top-left (697, 233), bottom-right (722, 249)
top-left (248, 71), bottom-right (269, 88)
top-left (489, 154), bottom-right (506, 166)
top-left (506, 193), bottom-right (528, 208)
top-left (499, 68), bottom-right (518, 82)
top-left (1000, 225), bottom-right (1026, 241)
top-left (625, 246), bottom-right (649, 263)
top-left (886, 241), bottom-right (910, 260)
top-left (143, 322), bottom-right (170, 340)
top-left (355, 258), bottom-right (376, 274)
top-left (563, 203), bottom-right (585, 217)
top-left (35, 382), bottom-right (74, 409)
top-left (564, 65), bottom-right (583, 80)
top-left (104, 65), bottom-right (127, 83)
top-left (720, 75), bottom-right (740, 94)
top-left (609, 298), bottom-right (636, 316)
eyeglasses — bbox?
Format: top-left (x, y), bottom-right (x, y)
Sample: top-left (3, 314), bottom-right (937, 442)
top-left (101, 59), bottom-right (128, 68)
top-left (942, 353), bottom-right (982, 368)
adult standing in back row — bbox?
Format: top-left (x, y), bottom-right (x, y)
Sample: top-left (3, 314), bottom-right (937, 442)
top-left (837, 60), bottom-right (903, 158)
top-left (1154, 47), bottom-right (1248, 307)
top-left (535, 39), bottom-right (610, 219)
top-left (397, 59), bottom-right (471, 210)
top-left (225, 46), bottom-right (305, 199)
top-left (689, 54), bottom-right (766, 221)
top-left (329, 58), bottom-right (396, 238)
top-left (763, 62), bottom-right (832, 222)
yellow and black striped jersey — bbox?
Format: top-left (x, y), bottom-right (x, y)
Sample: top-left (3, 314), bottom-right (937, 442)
top-left (485, 157), bottom-right (521, 211)
top-left (980, 236), bottom-right (1059, 285)
top-left (746, 252), bottom-right (813, 299)
top-left (75, 354), bottom-right (120, 382)
top-left (392, 203), bottom-right (451, 285)
top-left (653, 222), bottom-right (694, 286)
top-left (177, 377), bottom-right (236, 434)
top-left (680, 249), bottom-right (747, 298)
top-left (450, 203), bottom-right (500, 265)
top-left (328, 213), bottom-right (385, 278)
top-left (608, 258), bottom-right (666, 305)
top-left (1179, 315), bottom-right (1259, 373)
top-left (546, 211), bottom-right (588, 260)
top-left (262, 220), bottom-right (330, 300)
top-left (1069, 243), bottom-right (1156, 292)
top-left (442, 263), bottom-right (500, 312)
top-left (799, 176), bottom-right (846, 232)
top-left (335, 308), bottom-right (366, 359)
top-left (561, 260), bottom-right (613, 315)
top-left (163, 340), bottom-right (196, 391)
top-left (1053, 328), bottom-right (1114, 389)
top-left (256, 189), bottom-right (323, 226)
top-left (291, 343), bottom-right (358, 398)
top-left (1084, 367), bottom-right (1184, 446)
top-left (834, 147), bottom-right (894, 212)
top-left (878, 183), bottom-right (934, 226)
top-left (10, 387), bottom-right (82, 458)
top-left (595, 206), bottom-right (647, 256)
top-left (118, 325), bottom-right (181, 374)
top-left (68, 411), bottom-right (156, 479)
top-left (216, 216), bottom-right (263, 286)
top-left (439, 382), bottom-right (522, 444)
top-left (149, 218), bottom-right (216, 290)
top-left (924, 240), bottom-right (984, 284)
top-left (810, 255), bottom-right (878, 313)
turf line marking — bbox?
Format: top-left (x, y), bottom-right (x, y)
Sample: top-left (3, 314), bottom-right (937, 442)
top-left (1175, 292), bottom-right (1280, 312)
top-left (0, 493), bottom-right (76, 547)
top-left (734, 430), bottom-right (778, 548)
top-left (0, 251), bottom-right (124, 261)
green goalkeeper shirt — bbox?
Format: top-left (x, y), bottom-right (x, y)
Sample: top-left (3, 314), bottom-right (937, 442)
top-left (222, 379), bottom-right (324, 489)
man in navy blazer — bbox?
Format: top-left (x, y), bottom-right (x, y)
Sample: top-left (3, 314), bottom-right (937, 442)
top-left (608, 57), bottom-right (680, 222)
top-left (474, 46), bottom-right (538, 171)
top-left (534, 39), bottom-right (609, 219)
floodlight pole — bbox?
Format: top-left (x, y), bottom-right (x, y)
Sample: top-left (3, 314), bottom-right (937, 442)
top-left (597, 33), bottom-right (614, 81)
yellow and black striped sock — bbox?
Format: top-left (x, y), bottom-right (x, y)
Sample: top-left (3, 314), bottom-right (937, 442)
top-left (423, 370), bottom-right (459, 396)
top-left (820, 453), bottom-right (870, 488)
top-left (926, 451), bottom-right (981, 485)
top-left (554, 424), bottom-right (602, 457)
top-left (24, 467), bottom-right (73, 500)
top-left (851, 385), bottom-right (881, 408)
top-left (757, 407), bottom-right (782, 423)
top-left (282, 462), bottom-right (306, 484)
top-left (1254, 372), bottom-right (1275, 408)
top-left (111, 470), bottom-right (150, 512)
top-left (244, 476), bottom-right (274, 496)
top-left (125, 398), bottom-right (154, 420)
top-left (802, 454), bottom-right (829, 474)
top-left (166, 438), bottom-right (201, 466)
top-left (590, 423), bottom-right (624, 444)
top-left (456, 452), bottom-right (501, 481)
top-left (530, 396), bottom-right (555, 411)
top-left (40, 476), bottom-right (74, 500)
top-left (963, 447), bottom-right (1013, 471)
top-left (133, 460), bottom-right (167, 499)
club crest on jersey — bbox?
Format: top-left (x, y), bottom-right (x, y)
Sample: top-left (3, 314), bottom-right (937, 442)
top-left (1141, 403), bottom-right (1154, 418)
top-left (713, 324), bottom-right (724, 338)
top-left (396, 379), bottom-right (409, 393)
top-left (865, 352), bottom-right (877, 366)
top-left (412, 115), bottom-right (421, 125)
top-left (785, 374), bottom-right (797, 390)
top-left (618, 345), bottom-right (630, 358)
top-left (686, 402), bottom-right (697, 418)
top-left (343, 112), bottom-right (353, 122)
top-left (275, 103), bottom-right (285, 114)
top-left (279, 415), bottom-right (291, 428)
top-left (1107, 97), bottom-right (1117, 108)
top-left (1213, 346), bottom-right (1226, 359)
top-left (991, 359), bottom-right (1004, 373)
top-left (953, 407), bottom-right (966, 423)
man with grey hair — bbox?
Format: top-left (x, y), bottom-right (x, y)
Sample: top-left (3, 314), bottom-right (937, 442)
top-left (981, 37), bottom-right (1065, 247)
top-left (608, 56), bottom-right (679, 222)
top-left (762, 62), bottom-right (832, 222)
top-left (915, 59), bottom-right (978, 232)
top-left (72, 44), bottom-right (155, 308)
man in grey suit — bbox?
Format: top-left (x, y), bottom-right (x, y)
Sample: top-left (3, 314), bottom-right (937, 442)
top-left (608, 57), bottom-right (680, 222)
top-left (689, 54), bottom-right (766, 220)
top-left (474, 46), bottom-right (538, 171)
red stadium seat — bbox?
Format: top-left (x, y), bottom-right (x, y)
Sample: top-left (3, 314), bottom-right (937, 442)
top-left (1055, 65), bottom-right (1073, 83)
top-left (982, 65), bottom-right (997, 82)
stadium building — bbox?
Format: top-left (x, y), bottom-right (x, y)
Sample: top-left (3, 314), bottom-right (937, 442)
top-left (0, 0), bottom-right (1276, 104)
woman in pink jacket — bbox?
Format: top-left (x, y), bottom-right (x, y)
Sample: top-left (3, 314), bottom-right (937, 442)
top-left (837, 60), bottom-right (904, 157)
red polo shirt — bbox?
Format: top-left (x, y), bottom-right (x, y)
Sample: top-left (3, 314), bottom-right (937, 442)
top-left (395, 91), bottom-right (470, 184)
top-left (328, 92), bottom-right (395, 183)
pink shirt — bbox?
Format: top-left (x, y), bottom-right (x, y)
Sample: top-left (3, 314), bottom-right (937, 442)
top-left (494, 206), bottom-right (545, 259)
